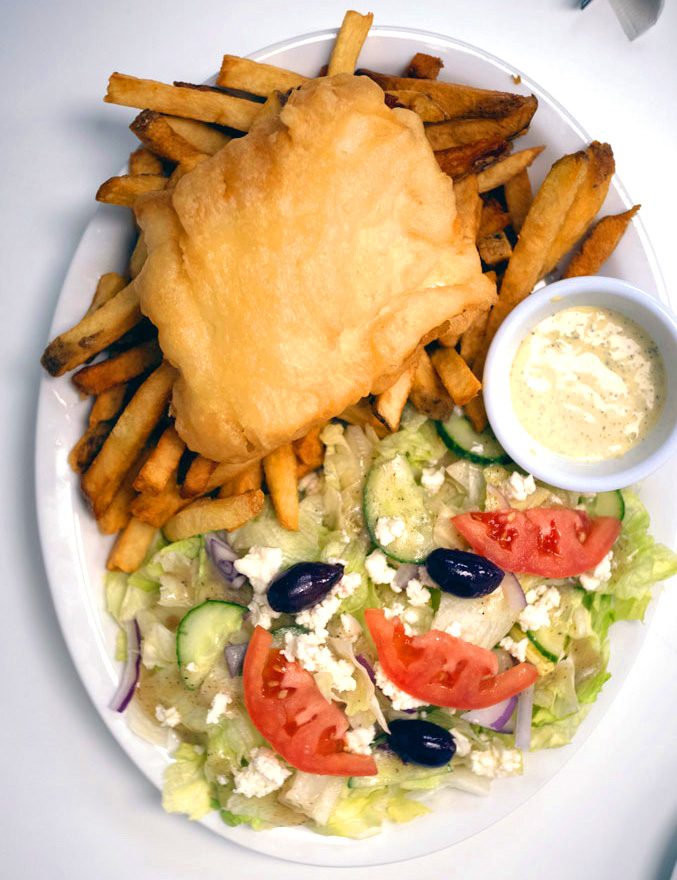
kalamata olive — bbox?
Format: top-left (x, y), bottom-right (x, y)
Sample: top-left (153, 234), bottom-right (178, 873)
top-left (425, 548), bottom-right (503, 598)
top-left (387, 719), bottom-right (455, 767)
top-left (267, 562), bottom-right (344, 613)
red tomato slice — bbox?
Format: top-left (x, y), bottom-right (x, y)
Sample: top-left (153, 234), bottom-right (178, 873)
top-left (365, 609), bottom-right (537, 710)
top-left (452, 508), bottom-right (621, 577)
top-left (243, 627), bottom-right (377, 777)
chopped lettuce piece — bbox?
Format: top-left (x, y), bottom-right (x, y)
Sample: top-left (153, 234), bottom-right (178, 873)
top-left (230, 495), bottom-right (329, 563)
top-left (104, 572), bottom-right (128, 621)
top-left (530, 705), bottom-right (593, 749)
top-left (374, 406), bottom-right (447, 470)
top-left (162, 743), bottom-right (213, 821)
top-left (319, 787), bottom-right (429, 838)
top-left (205, 714), bottom-right (265, 778)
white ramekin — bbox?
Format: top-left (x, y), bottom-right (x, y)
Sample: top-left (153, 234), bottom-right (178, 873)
top-left (483, 276), bottom-right (677, 492)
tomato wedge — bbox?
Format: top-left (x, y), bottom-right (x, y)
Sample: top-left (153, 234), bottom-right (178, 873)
top-left (365, 609), bottom-right (537, 710)
top-left (243, 626), bottom-right (377, 776)
top-left (452, 508), bottom-right (621, 577)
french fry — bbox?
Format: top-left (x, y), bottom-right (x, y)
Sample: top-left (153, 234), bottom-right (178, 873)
top-left (425, 97), bottom-right (538, 151)
top-left (203, 460), bottom-right (251, 493)
top-left (130, 110), bottom-right (210, 164)
top-left (163, 115), bottom-right (231, 155)
top-left (133, 423), bottom-right (185, 495)
top-left (460, 305), bottom-right (492, 368)
top-left (504, 168), bottom-right (532, 233)
top-left (405, 53), bottom-right (444, 80)
top-left (69, 420), bottom-right (115, 475)
top-left (477, 231), bottom-right (512, 266)
top-left (128, 146), bottom-right (164, 175)
top-left (41, 281), bottom-right (141, 376)
top-left (385, 90), bottom-right (446, 123)
top-left (435, 139), bottom-right (511, 180)
top-left (338, 400), bottom-right (389, 437)
top-left (408, 350), bottom-right (455, 421)
top-left (181, 454), bottom-right (218, 498)
top-left (437, 305), bottom-right (485, 348)
top-left (563, 205), bottom-right (640, 278)
top-left (217, 55), bottom-right (307, 96)
top-left (263, 444), bottom-right (299, 531)
top-left (96, 173), bottom-right (168, 207)
top-left (106, 516), bottom-right (157, 572)
top-left (71, 340), bottom-right (162, 396)
top-left (327, 10), bottom-right (373, 76)
top-left (292, 426), bottom-right (326, 471)
top-left (540, 141), bottom-right (615, 277)
top-left (372, 357), bottom-right (419, 432)
top-left (84, 272), bottom-right (127, 318)
top-left (478, 199), bottom-right (509, 239)
top-left (465, 392), bottom-right (488, 433)
top-left (130, 472), bottom-right (189, 528)
top-left (82, 362), bottom-right (177, 518)
top-left (105, 73), bottom-right (262, 131)
top-left (476, 146), bottom-right (545, 193)
top-left (430, 347), bottom-right (482, 407)
top-left (453, 175), bottom-right (481, 242)
top-left (164, 490), bottom-right (265, 542)
top-left (89, 383), bottom-right (129, 427)
top-left (97, 445), bottom-right (151, 534)
top-left (256, 90), bottom-right (285, 122)
top-left (129, 233), bottom-right (147, 279)
top-left (218, 460), bottom-right (263, 498)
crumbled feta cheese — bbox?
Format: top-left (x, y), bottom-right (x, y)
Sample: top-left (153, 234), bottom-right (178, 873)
top-left (365, 549), bottom-right (397, 585)
top-left (453, 405), bottom-right (464, 417)
top-left (505, 472), bottom-right (536, 502)
top-left (336, 571), bottom-right (362, 599)
top-left (420, 466), bottom-right (445, 494)
top-left (374, 516), bottom-right (406, 547)
top-left (234, 546), bottom-right (284, 591)
top-left (295, 593), bottom-right (342, 640)
top-left (340, 613), bottom-right (362, 642)
top-left (298, 471), bottom-right (321, 494)
top-left (282, 631), bottom-right (356, 692)
top-left (185, 662), bottom-right (196, 673)
top-left (579, 551), bottom-right (614, 592)
top-left (417, 566), bottom-right (438, 589)
top-left (233, 747), bottom-right (291, 798)
top-left (345, 725), bottom-right (375, 756)
top-left (499, 635), bottom-right (529, 663)
top-left (470, 442), bottom-right (485, 455)
top-left (155, 705), bottom-right (181, 728)
top-left (518, 585), bottom-right (561, 632)
top-left (216, 775), bottom-right (228, 785)
top-left (470, 745), bottom-right (522, 778)
top-left (374, 662), bottom-right (427, 711)
top-left (405, 578), bottom-right (431, 606)
top-left (451, 729), bottom-right (472, 757)
top-left (402, 607), bottom-right (419, 626)
top-left (206, 692), bottom-right (233, 725)
top-left (446, 621), bottom-right (463, 638)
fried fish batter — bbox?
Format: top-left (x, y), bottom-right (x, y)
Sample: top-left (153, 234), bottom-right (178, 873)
top-left (134, 74), bottom-right (495, 463)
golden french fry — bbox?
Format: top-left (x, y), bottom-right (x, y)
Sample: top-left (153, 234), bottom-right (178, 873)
top-left (105, 73), bottom-right (262, 131)
top-left (425, 97), bottom-right (538, 151)
top-left (430, 347), bottom-right (482, 407)
top-left (263, 444), bottom-right (299, 531)
top-left (435, 139), bottom-right (511, 180)
top-left (97, 445), bottom-right (151, 534)
top-left (459, 306), bottom-right (492, 368)
top-left (89, 384), bottom-right (129, 428)
top-left (338, 400), bottom-right (389, 438)
top-left (163, 490), bottom-right (265, 542)
top-left (181, 454), bottom-right (218, 498)
top-left (218, 460), bottom-right (263, 498)
top-left (385, 90), bottom-right (446, 123)
top-left (476, 146), bottom-right (545, 193)
top-left (477, 231), bottom-right (512, 266)
top-left (69, 420), bottom-right (115, 475)
top-left (405, 52), bottom-right (444, 80)
top-left (72, 340), bottom-right (162, 396)
top-left (504, 168), bottom-right (532, 233)
top-left (130, 472), bottom-right (190, 528)
top-left (408, 350), bottom-right (455, 421)
top-left (478, 198), bottom-right (509, 239)
top-left (453, 175), bottom-right (481, 242)
top-left (292, 426), bottom-right (326, 470)
top-left (96, 173), bottom-right (168, 207)
top-left (106, 516), bottom-right (157, 572)
top-left (82, 362), bottom-right (177, 518)
top-left (465, 392), bottom-right (488, 433)
top-left (41, 281), bottom-right (141, 376)
top-left (541, 141), bottom-right (615, 277)
top-left (327, 10), bottom-right (373, 76)
top-left (217, 55), bottom-right (307, 96)
top-left (130, 109), bottom-right (210, 163)
top-left (133, 423), bottom-right (185, 496)
top-left (128, 146), bottom-right (164, 175)
top-left (256, 90), bottom-right (285, 123)
top-left (373, 357), bottom-right (420, 432)
top-left (129, 233), bottom-right (147, 279)
top-left (563, 205), bottom-right (640, 279)
top-left (84, 272), bottom-right (127, 319)
top-left (163, 115), bottom-right (231, 154)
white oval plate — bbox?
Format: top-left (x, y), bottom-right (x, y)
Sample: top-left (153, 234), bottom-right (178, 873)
top-left (36, 26), bottom-right (675, 868)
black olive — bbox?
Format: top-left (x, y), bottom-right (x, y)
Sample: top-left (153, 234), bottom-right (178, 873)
top-left (425, 548), bottom-right (504, 598)
top-left (387, 719), bottom-right (455, 767)
top-left (267, 562), bottom-right (344, 613)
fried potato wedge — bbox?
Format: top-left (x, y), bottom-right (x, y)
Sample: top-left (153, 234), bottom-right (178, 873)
top-left (164, 490), bottom-right (265, 542)
top-left (130, 472), bottom-right (189, 528)
top-left (217, 55), bottom-right (307, 96)
top-left (430, 347), bottom-right (482, 407)
top-left (85, 272), bottom-right (127, 318)
top-left (96, 173), bottom-right (168, 207)
top-left (72, 339), bottom-right (162, 396)
top-left (181, 454), bottom-right (218, 498)
top-left (385, 90), bottom-right (446, 122)
top-left (133, 423), bottom-right (185, 495)
top-left (106, 516), bottom-right (157, 572)
top-left (292, 426), bottom-right (326, 471)
top-left (478, 198), bottom-right (509, 239)
top-left (504, 168), bottom-right (533, 233)
top-left (128, 146), bottom-right (164, 175)
top-left (563, 205), bottom-right (640, 278)
top-left (459, 304), bottom-right (492, 368)
top-left (435, 138), bottom-right (511, 180)
top-left (476, 145), bottom-right (545, 193)
top-left (405, 53), bottom-right (444, 80)
top-left (218, 461), bottom-right (263, 498)
top-left (373, 358), bottom-right (420, 432)
top-left (263, 444), bottom-right (299, 531)
top-left (478, 230), bottom-right (512, 266)
top-left (465, 392), bottom-right (488, 433)
top-left (130, 110), bottom-right (210, 164)
top-left (424, 96), bottom-right (538, 151)
top-left (328, 10), bottom-right (373, 75)
top-left (41, 281), bottom-right (141, 376)
top-left (409, 350), bottom-right (455, 421)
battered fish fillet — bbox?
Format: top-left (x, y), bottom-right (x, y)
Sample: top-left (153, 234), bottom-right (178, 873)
top-left (134, 74), bottom-right (495, 464)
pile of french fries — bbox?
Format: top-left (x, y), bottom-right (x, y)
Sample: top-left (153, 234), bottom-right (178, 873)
top-left (40, 10), bottom-right (640, 574)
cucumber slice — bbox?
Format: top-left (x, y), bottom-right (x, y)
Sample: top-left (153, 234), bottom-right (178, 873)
top-left (363, 455), bottom-right (435, 563)
top-left (584, 490), bottom-right (625, 520)
top-left (176, 600), bottom-right (246, 690)
top-left (525, 629), bottom-right (564, 664)
top-left (271, 624), bottom-right (309, 647)
top-left (348, 751), bottom-right (451, 789)
top-left (508, 624), bottom-right (555, 675)
top-left (436, 413), bottom-right (511, 466)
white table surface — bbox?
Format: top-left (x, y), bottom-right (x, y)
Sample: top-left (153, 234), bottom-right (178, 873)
top-left (2, 1), bottom-right (676, 877)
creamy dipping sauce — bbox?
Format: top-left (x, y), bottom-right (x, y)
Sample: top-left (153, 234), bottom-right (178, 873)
top-left (510, 306), bottom-right (667, 461)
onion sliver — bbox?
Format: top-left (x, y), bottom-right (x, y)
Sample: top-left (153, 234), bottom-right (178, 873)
top-left (515, 684), bottom-right (534, 751)
top-left (224, 641), bottom-right (249, 677)
top-left (461, 694), bottom-right (517, 732)
top-left (206, 534), bottom-right (246, 588)
top-left (110, 620), bottom-right (141, 713)
top-left (501, 572), bottom-right (526, 612)
top-left (356, 654), bottom-right (376, 684)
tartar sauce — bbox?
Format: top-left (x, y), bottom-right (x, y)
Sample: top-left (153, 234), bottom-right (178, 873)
top-left (510, 306), bottom-right (666, 461)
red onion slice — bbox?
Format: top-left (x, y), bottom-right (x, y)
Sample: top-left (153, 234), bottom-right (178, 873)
top-left (224, 641), bottom-right (249, 677)
top-left (393, 564), bottom-right (418, 590)
top-left (205, 534), bottom-right (246, 588)
top-left (501, 572), bottom-right (526, 612)
top-left (461, 694), bottom-right (517, 732)
top-left (110, 620), bottom-right (141, 713)
top-left (356, 654), bottom-right (376, 684)
top-left (514, 683), bottom-right (534, 751)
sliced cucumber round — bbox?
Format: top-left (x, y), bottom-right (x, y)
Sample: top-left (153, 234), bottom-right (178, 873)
top-left (176, 600), bottom-right (246, 690)
top-left (584, 490), bottom-right (625, 520)
top-left (525, 629), bottom-right (564, 664)
top-left (436, 413), bottom-right (511, 466)
top-left (363, 455), bottom-right (435, 564)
